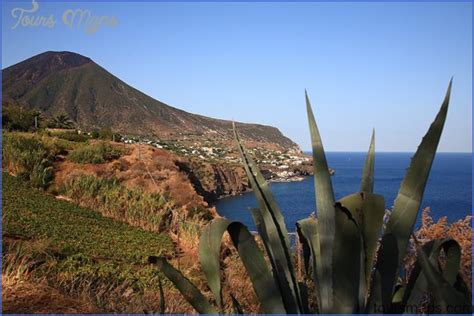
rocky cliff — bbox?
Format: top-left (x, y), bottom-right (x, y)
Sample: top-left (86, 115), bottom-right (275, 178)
top-left (176, 160), bottom-right (249, 202)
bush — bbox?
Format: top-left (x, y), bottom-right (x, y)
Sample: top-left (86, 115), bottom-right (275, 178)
top-left (98, 128), bottom-right (113, 140)
top-left (52, 131), bottom-right (89, 142)
top-left (2, 133), bottom-right (55, 188)
top-left (69, 143), bottom-right (124, 164)
top-left (2, 103), bottom-right (41, 131)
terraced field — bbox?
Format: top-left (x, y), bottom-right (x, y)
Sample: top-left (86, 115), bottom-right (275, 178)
top-left (2, 173), bottom-right (176, 312)
top-left (2, 173), bottom-right (173, 262)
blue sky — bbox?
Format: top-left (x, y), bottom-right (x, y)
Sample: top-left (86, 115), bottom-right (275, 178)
top-left (2, 1), bottom-right (472, 152)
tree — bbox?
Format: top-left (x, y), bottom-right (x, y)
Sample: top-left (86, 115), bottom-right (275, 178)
top-left (49, 114), bottom-right (74, 129)
top-left (2, 102), bottom-right (42, 131)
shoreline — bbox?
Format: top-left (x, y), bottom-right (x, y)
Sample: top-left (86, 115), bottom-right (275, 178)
top-left (211, 174), bottom-right (311, 203)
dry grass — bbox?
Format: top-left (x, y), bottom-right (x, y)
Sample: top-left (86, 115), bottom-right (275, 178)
top-left (1, 238), bottom-right (193, 313)
top-left (2, 239), bottom-right (101, 314)
top-left (55, 143), bottom-right (211, 211)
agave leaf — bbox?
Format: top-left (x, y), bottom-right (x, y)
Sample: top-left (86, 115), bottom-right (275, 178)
top-left (230, 293), bottom-right (244, 314)
top-left (360, 129), bottom-right (375, 193)
top-left (233, 124), bottom-right (302, 313)
top-left (339, 192), bottom-right (385, 294)
top-left (295, 218), bottom-right (319, 278)
top-left (158, 278), bottom-right (165, 314)
top-left (305, 90), bottom-right (336, 312)
top-left (149, 256), bottom-right (217, 314)
top-left (332, 202), bottom-right (363, 313)
top-left (233, 122), bottom-right (290, 248)
top-left (388, 283), bottom-right (406, 313)
top-left (401, 239), bottom-right (434, 313)
top-left (250, 207), bottom-right (271, 256)
top-left (250, 207), bottom-right (307, 313)
top-left (296, 217), bottom-right (321, 310)
top-left (199, 218), bottom-right (286, 313)
top-left (414, 236), bottom-right (470, 314)
top-left (438, 239), bottom-right (462, 284)
top-left (392, 285), bottom-right (405, 304)
top-left (373, 79), bottom-right (452, 311)
top-left (367, 233), bottom-right (399, 313)
top-left (298, 281), bottom-right (311, 313)
top-left (385, 79), bottom-right (452, 267)
top-left (403, 238), bottom-right (462, 313)
top-left (366, 271), bottom-right (383, 313)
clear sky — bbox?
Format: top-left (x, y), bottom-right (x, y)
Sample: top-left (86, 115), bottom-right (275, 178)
top-left (2, 1), bottom-right (472, 152)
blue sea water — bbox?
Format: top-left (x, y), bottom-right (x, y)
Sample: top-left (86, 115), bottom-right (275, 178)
top-left (214, 152), bottom-right (472, 232)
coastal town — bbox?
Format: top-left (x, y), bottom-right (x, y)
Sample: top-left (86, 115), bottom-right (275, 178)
top-left (120, 134), bottom-right (319, 182)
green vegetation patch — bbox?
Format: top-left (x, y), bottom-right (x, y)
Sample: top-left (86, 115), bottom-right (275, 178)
top-left (69, 142), bottom-right (125, 164)
top-left (2, 173), bottom-right (174, 310)
top-left (2, 173), bottom-right (173, 263)
top-left (2, 103), bottom-right (41, 131)
top-left (2, 132), bottom-right (58, 188)
top-left (48, 130), bottom-right (90, 142)
top-left (61, 175), bottom-right (173, 232)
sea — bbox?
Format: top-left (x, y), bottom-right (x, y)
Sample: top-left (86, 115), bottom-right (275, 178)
top-left (214, 152), bottom-right (472, 232)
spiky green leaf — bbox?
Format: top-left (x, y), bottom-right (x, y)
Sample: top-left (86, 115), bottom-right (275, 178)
top-left (296, 217), bottom-right (321, 310)
top-left (385, 78), bottom-right (452, 267)
top-left (158, 277), bottom-right (165, 314)
top-left (199, 218), bottom-right (286, 313)
top-left (414, 236), bottom-right (470, 314)
top-left (360, 129), bottom-right (375, 193)
top-left (233, 124), bottom-right (303, 313)
top-left (403, 238), bottom-right (462, 313)
top-left (338, 192), bottom-right (385, 293)
top-left (305, 90), bottom-right (336, 312)
top-left (149, 256), bottom-right (217, 314)
top-left (372, 79), bottom-right (452, 311)
top-left (332, 202), bottom-right (363, 313)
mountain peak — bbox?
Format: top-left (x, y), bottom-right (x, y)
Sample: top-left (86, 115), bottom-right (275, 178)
top-left (38, 51), bottom-right (93, 67)
top-left (3, 51), bottom-right (93, 90)
top-left (2, 51), bottom-right (299, 150)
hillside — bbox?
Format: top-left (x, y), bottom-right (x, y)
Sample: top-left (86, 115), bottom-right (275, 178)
top-left (2, 51), bottom-right (298, 149)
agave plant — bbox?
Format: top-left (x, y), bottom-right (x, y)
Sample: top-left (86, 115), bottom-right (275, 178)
top-left (150, 79), bottom-right (471, 314)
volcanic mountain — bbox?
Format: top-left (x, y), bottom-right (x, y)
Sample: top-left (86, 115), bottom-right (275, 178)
top-left (2, 51), bottom-right (298, 149)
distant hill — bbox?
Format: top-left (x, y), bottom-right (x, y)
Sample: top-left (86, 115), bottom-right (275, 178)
top-left (2, 51), bottom-right (298, 149)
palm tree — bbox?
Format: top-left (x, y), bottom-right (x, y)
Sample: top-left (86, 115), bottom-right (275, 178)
top-left (50, 114), bottom-right (74, 129)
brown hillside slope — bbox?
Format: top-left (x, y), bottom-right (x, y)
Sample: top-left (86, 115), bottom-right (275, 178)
top-left (3, 51), bottom-right (298, 149)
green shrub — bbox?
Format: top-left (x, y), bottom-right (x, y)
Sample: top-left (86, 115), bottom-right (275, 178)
top-left (98, 127), bottom-right (113, 140)
top-left (91, 130), bottom-right (100, 139)
top-left (2, 103), bottom-right (41, 131)
top-left (52, 131), bottom-right (89, 142)
top-left (2, 133), bottom-right (55, 188)
top-left (69, 142), bottom-right (124, 164)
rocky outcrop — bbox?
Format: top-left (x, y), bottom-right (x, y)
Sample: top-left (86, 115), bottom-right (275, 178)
top-left (176, 160), bottom-right (249, 202)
